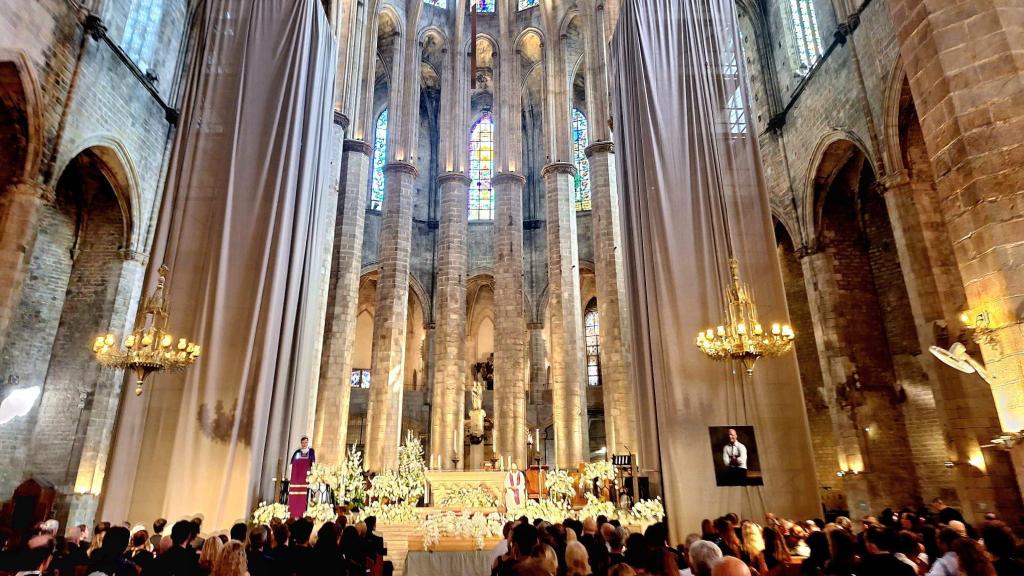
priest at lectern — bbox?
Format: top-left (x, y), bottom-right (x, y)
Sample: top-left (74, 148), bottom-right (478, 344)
top-left (288, 436), bottom-right (315, 518)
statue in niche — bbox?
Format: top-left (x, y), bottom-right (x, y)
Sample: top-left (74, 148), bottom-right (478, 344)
top-left (471, 353), bottom-right (494, 390)
top-left (467, 380), bottom-right (487, 444)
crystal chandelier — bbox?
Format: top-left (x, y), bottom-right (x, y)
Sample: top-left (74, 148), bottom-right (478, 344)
top-left (695, 258), bottom-right (794, 374)
top-left (92, 265), bottom-right (200, 396)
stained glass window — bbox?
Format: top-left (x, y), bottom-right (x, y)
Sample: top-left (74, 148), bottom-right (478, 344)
top-left (584, 304), bottom-right (601, 387)
top-left (123, 0), bottom-right (165, 72)
top-left (518, 0), bottom-right (539, 9)
top-left (789, 0), bottom-right (823, 72)
top-left (469, 112), bottom-right (495, 221)
top-left (350, 369), bottom-right (371, 388)
top-left (572, 108), bottom-right (592, 211)
top-left (370, 110), bottom-right (388, 210)
top-left (425, 0), bottom-right (446, 7)
top-left (727, 87), bottom-right (748, 135)
top-left (473, 0), bottom-right (495, 13)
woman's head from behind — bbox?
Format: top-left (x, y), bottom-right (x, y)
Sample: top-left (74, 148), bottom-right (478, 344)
top-left (741, 521), bottom-right (765, 557)
top-left (566, 540), bottom-right (591, 575)
top-left (199, 533), bottom-right (224, 569)
top-left (212, 540), bottom-right (248, 576)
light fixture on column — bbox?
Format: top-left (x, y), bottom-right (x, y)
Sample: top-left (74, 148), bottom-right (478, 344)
top-left (960, 309), bottom-right (997, 347)
top-left (928, 342), bottom-right (993, 385)
top-left (92, 265), bottom-right (200, 396)
top-left (696, 259), bottom-right (795, 374)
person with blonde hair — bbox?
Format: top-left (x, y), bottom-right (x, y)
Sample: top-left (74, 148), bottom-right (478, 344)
top-left (609, 564), bottom-right (637, 576)
top-left (212, 540), bottom-right (249, 576)
top-left (199, 533), bottom-right (224, 574)
top-left (566, 541), bottom-right (592, 576)
top-left (740, 521), bottom-right (768, 575)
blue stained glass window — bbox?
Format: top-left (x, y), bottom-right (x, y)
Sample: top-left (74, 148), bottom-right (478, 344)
top-left (370, 110), bottom-right (388, 210)
top-left (351, 369), bottom-right (371, 388)
top-left (123, 0), bottom-right (165, 72)
top-left (585, 304), bottom-right (601, 387)
top-left (473, 0), bottom-right (495, 13)
top-left (425, 0), bottom-right (446, 7)
top-left (572, 108), bottom-right (592, 211)
top-left (518, 0), bottom-right (539, 9)
top-left (469, 112), bottom-right (495, 221)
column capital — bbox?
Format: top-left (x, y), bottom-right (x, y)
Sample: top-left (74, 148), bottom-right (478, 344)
top-left (794, 244), bottom-right (819, 260)
top-left (584, 141), bottom-right (615, 158)
top-left (343, 139), bottom-right (373, 155)
top-left (493, 172), bottom-right (526, 186)
top-left (437, 172), bottom-right (471, 186)
top-left (542, 162), bottom-right (577, 177)
top-left (384, 161), bottom-right (419, 177)
top-left (118, 249), bottom-right (149, 264)
top-left (878, 170), bottom-right (910, 192)
top-left (333, 111), bottom-right (350, 129)
top-left (7, 178), bottom-right (55, 203)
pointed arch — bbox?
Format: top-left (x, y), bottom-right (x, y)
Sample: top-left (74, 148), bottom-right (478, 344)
top-left (0, 50), bottom-right (44, 182)
top-left (803, 130), bottom-right (876, 248)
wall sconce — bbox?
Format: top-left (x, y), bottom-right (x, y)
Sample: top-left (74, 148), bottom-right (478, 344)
top-left (836, 469), bottom-right (862, 478)
top-left (985, 431), bottom-right (1024, 450)
top-left (960, 310), bottom-right (997, 347)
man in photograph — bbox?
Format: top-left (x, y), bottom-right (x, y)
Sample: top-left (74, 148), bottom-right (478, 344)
top-left (722, 428), bottom-right (747, 485)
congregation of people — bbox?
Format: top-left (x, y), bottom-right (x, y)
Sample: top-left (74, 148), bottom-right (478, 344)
top-left (1, 497), bottom-right (1023, 576)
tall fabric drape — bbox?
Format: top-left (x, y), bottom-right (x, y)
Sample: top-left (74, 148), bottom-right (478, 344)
top-left (611, 0), bottom-right (820, 539)
top-left (100, 0), bottom-right (337, 529)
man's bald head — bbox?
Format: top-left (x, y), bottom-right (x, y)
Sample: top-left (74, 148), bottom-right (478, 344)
top-left (712, 556), bottom-right (751, 576)
top-left (583, 517), bottom-right (597, 535)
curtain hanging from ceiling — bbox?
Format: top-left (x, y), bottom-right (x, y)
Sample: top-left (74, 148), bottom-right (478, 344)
top-left (611, 0), bottom-right (820, 538)
top-left (101, 0), bottom-right (338, 529)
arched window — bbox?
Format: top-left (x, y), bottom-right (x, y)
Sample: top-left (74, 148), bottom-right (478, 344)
top-left (350, 369), bottom-right (371, 388)
top-left (122, 0), bottom-right (165, 72)
top-left (572, 108), bottom-right (592, 211)
top-left (584, 301), bottom-right (601, 387)
top-left (424, 0), bottom-right (446, 7)
top-left (370, 109), bottom-right (388, 210)
top-left (788, 0), bottom-right (823, 72)
top-left (518, 0), bottom-right (539, 9)
top-left (472, 0), bottom-right (496, 12)
top-left (469, 112), bottom-right (495, 221)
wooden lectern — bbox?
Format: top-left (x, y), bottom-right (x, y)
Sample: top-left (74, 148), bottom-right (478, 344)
top-left (288, 459), bottom-right (311, 519)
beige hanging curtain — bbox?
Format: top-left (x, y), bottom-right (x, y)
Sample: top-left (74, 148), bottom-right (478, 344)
top-left (101, 0), bottom-right (338, 529)
top-left (611, 0), bottom-right (820, 538)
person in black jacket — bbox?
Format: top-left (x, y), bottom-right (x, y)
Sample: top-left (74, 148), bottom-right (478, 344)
top-left (144, 521), bottom-right (199, 576)
top-left (860, 526), bottom-right (915, 576)
top-left (246, 525), bottom-right (275, 576)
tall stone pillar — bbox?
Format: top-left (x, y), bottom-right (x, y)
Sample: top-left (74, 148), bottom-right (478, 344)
top-left (365, 161), bottom-right (417, 471)
top-left (0, 179), bottom-right (51, 349)
top-left (430, 172), bottom-right (470, 469)
top-left (585, 141), bottom-right (637, 457)
top-left (543, 162), bottom-right (588, 468)
top-left (528, 323), bottom-right (546, 392)
top-left (799, 248), bottom-right (919, 513)
top-left (313, 139), bottom-right (372, 463)
top-left (886, 0), bottom-right (1024, 495)
top-left (493, 172), bottom-right (529, 468)
top-left (880, 171), bottom-right (1023, 520)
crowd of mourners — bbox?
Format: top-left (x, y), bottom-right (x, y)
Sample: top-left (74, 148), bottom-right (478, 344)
top-left (0, 497), bottom-right (1022, 576)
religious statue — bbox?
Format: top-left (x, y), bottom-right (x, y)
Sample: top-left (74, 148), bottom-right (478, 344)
top-left (468, 380), bottom-right (486, 443)
top-left (503, 462), bottom-right (526, 511)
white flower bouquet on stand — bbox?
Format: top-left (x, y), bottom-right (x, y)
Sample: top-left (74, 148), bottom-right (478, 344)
top-left (251, 502), bottom-right (289, 525)
top-left (544, 469), bottom-right (576, 506)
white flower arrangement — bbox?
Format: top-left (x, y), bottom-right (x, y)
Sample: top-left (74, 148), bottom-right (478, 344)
top-left (356, 501), bottom-right (420, 524)
top-left (579, 460), bottom-right (616, 487)
top-left (305, 502), bottom-right (337, 524)
top-left (251, 501), bottom-right (289, 525)
top-left (516, 498), bottom-right (572, 523)
top-left (307, 462), bottom-right (343, 492)
top-left (544, 469), bottom-right (576, 505)
top-left (437, 486), bottom-right (497, 509)
top-left (422, 511), bottom-right (506, 551)
top-left (368, 432), bottom-right (426, 505)
top-left (628, 497), bottom-right (665, 526)
top-left (580, 493), bottom-right (617, 521)
top-left (340, 445), bottom-right (367, 506)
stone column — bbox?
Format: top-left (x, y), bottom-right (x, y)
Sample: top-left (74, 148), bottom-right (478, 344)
top-left (313, 139), bottom-right (372, 463)
top-left (364, 161), bottom-right (417, 471)
top-left (585, 141), bottom-right (637, 457)
top-left (493, 172), bottom-right (529, 468)
top-left (0, 179), bottom-right (51, 349)
top-left (543, 162), bottom-right (588, 468)
top-left (880, 171), bottom-right (1023, 520)
top-left (799, 248), bottom-right (920, 513)
top-left (885, 0), bottom-right (1024, 435)
top-left (430, 172), bottom-right (470, 469)
top-left (66, 251), bottom-right (148, 527)
top-left (528, 322), bottom-right (546, 393)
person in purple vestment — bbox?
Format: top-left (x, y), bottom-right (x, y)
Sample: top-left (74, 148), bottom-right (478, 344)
top-left (291, 436), bottom-right (315, 465)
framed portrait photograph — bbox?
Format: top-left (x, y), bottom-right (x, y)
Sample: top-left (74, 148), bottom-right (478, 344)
top-left (709, 425), bottom-right (764, 486)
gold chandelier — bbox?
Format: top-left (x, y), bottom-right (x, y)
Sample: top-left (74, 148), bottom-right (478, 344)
top-left (92, 265), bottom-right (200, 396)
top-left (695, 258), bottom-right (794, 374)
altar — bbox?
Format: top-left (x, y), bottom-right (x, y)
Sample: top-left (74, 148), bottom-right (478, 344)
top-left (425, 470), bottom-right (506, 505)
